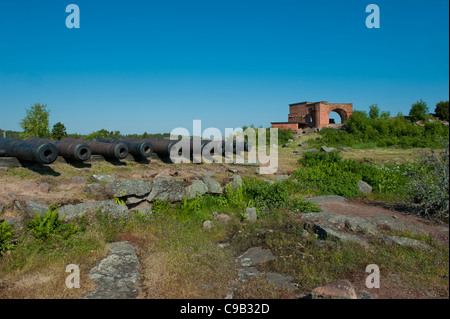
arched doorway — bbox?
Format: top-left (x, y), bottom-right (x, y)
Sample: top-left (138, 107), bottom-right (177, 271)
top-left (328, 109), bottom-right (348, 125)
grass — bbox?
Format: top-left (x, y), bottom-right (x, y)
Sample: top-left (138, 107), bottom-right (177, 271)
top-left (0, 133), bottom-right (448, 299)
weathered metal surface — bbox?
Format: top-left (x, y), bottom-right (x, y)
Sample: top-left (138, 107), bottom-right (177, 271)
top-left (61, 137), bottom-right (129, 160)
top-left (94, 138), bottom-right (153, 159)
top-left (26, 137), bottom-right (91, 162)
top-left (0, 137), bottom-right (58, 164)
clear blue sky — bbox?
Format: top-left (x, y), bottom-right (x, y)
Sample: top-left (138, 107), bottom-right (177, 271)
top-left (0, 0), bottom-right (448, 135)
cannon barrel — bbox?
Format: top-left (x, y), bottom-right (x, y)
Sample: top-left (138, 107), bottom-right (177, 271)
top-left (0, 137), bottom-right (58, 164)
top-left (94, 138), bottom-right (153, 159)
top-left (61, 137), bottom-right (129, 160)
top-left (123, 138), bottom-right (178, 158)
top-left (26, 137), bottom-right (91, 162)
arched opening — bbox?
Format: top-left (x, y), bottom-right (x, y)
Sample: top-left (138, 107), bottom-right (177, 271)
top-left (328, 109), bottom-right (347, 125)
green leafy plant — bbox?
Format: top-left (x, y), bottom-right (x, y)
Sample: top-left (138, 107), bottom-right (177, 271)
top-left (0, 220), bottom-right (16, 253)
top-left (27, 209), bottom-right (77, 241)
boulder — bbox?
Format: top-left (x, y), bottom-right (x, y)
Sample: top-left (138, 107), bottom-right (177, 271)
top-left (299, 142), bottom-right (309, 148)
top-left (320, 146), bottom-right (336, 153)
top-left (358, 180), bottom-right (373, 194)
top-left (185, 180), bottom-right (209, 200)
top-left (236, 247), bottom-right (276, 267)
top-left (385, 236), bottom-right (430, 250)
top-left (15, 200), bottom-right (50, 218)
top-left (146, 178), bottom-right (185, 202)
top-left (57, 200), bottom-right (128, 221)
top-left (90, 174), bottom-right (116, 183)
top-left (338, 146), bottom-right (349, 152)
top-left (84, 184), bottom-right (105, 196)
top-left (202, 176), bottom-right (223, 194)
top-left (226, 175), bottom-right (243, 191)
top-left (310, 280), bottom-right (358, 299)
top-left (105, 180), bottom-right (153, 198)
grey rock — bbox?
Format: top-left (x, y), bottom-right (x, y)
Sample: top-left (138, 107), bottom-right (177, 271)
top-left (105, 180), bottom-right (153, 198)
top-left (282, 144), bottom-right (288, 148)
top-left (358, 180), bottom-right (373, 194)
top-left (89, 174), bottom-right (117, 183)
top-left (385, 236), bottom-right (430, 250)
top-left (265, 272), bottom-right (297, 291)
top-left (202, 176), bottom-right (223, 194)
top-left (236, 247), bottom-right (276, 267)
top-left (244, 207), bottom-right (257, 222)
top-left (4, 218), bottom-right (23, 231)
top-left (15, 200), bottom-right (50, 218)
top-left (185, 180), bottom-right (209, 200)
top-left (84, 184), bottom-right (105, 196)
top-left (320, 146), bottom-right (336, 153)
top-left (85, 241), bottom-right (140, 299)
top-left (311, 280), bottom-right (358, 299)
top-left (238, 267), bottom-right (262, 282)
top-left (146, 178), bottom-right (186, 202)
top-left (58, 200), bottom-right (128, 221)
top-left (125, 195), bottom-right (148, 205)
top-left (338, 146), bottom-right (349, 152)
top-left (227, 175), bottom-right (243, 191)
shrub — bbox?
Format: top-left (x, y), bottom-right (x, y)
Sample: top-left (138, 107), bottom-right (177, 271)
top-left (403, 142), bottom-right (449, 220)
top-left (0, 221), bottom-right (16, 253)
top-left (27, 209), bottom-right (77, 241)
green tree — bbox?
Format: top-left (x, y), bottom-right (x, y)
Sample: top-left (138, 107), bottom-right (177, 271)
top-left (19, 103), bottom-right (51, 138)
top-left (435, 101), bottom-right (449, 121)
top-left (51, 122), bottom-right (68, 140)
top-left (369, 104), bottom-right (380, 120)
top-left (409, 99), bottom-right (430, 122)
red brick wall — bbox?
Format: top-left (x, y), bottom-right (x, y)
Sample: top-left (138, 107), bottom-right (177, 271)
top-left (271, 123), bottom-right (299, 131)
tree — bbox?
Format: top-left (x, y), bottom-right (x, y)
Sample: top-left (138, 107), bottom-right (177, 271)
top-left (369, 104), bottom-right (380, 120)
top-left (409, 99), bottom-right (429, 122)
top-left (51, 122), bottom-right (68, 140)
top-left (435, 101), bottom-right (449, 121)
top-left (19, 103), bottom-right (50, 138)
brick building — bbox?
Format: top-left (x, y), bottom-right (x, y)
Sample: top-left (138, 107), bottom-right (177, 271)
top-left (271, 101), bottom-right (353, 132)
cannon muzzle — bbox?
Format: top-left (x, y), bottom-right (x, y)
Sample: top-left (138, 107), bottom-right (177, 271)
top-left (0, 137), bottom-right (58, 164)
top-left (61, 137), bottom-right (128, 160)
top-left (26, 137), bottom-right (92, 162)
top-left (94, 138), bottom-right (153, 159)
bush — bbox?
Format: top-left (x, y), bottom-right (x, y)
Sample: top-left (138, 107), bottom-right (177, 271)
top-left (314, 109), bottom-right (449, 149)
top-left (0, 221), bottom-right (16, 254)
top-left (403, 142), bottom-right (449, 220)
top-left (292, 151), bottom-right (413, 198)
top-left (27, 209), bottom-right (77, 241)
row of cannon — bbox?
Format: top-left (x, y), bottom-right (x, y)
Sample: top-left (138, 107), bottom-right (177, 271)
top-left (0, 137), bottom-right (252, 165)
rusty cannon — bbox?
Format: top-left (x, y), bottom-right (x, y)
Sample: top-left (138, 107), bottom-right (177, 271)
top-left (61, 137), bottom-right (129, 160)
top-left (0, 137), bottom-right (58, 164)
top-left (27, 137), bottom-right (91, 162)
top-left (94, 138), bottom-right (153, 159)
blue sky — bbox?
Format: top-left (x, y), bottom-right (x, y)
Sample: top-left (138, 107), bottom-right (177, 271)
top-left (0, 0), bottom-right (448, 135)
